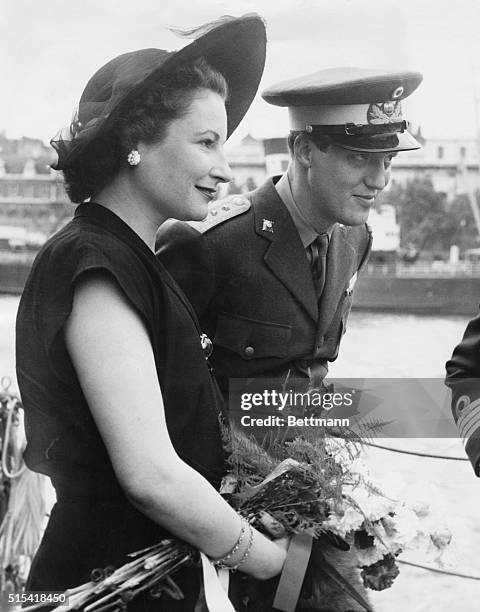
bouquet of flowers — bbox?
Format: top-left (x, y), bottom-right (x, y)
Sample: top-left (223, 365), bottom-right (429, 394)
top-left (32, 423), bottom-right (451, 612)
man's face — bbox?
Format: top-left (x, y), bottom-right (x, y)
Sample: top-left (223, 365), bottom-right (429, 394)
top-left (300, 142), bottom-right (396, 229)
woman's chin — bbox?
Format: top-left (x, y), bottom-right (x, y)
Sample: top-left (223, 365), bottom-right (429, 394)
top-left (187, 203), bottom-right (210, 222)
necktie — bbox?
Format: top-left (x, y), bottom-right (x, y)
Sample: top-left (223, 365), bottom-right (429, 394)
top-left (307, 234), bottom-right (329, 298)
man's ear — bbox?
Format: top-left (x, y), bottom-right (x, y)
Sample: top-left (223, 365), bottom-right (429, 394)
top-left (293, 133), bottom-right (313, 170)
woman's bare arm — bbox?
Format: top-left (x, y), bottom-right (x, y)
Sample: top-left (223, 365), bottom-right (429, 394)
top-left (64, 272), bottom-right (286, 579)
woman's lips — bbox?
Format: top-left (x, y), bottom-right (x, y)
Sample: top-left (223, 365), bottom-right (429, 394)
top-left (195, 186), bottom-right (217, 201)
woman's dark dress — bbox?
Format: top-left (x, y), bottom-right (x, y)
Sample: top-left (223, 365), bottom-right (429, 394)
top-left (15, 203), bottom-right (227, 610)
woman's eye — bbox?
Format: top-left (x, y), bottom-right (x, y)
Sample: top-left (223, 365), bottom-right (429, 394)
top-left (200, 139), bottom-right (215, 148)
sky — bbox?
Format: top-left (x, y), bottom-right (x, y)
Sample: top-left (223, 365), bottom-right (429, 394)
top-left (2, 0), bottom-right (480, 147)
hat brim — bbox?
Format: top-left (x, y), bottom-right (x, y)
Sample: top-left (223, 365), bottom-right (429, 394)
top-left (55, 14), bottom-right (266, 170)
top-left (330, 129), bottom-right (421, 153)
top-left (115, 15), bottom-right (266, 140)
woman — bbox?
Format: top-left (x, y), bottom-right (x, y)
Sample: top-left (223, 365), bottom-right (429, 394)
top-left (15, 15), bottom-right (287, 611)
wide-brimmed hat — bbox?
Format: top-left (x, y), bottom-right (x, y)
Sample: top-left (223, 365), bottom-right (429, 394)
top-left (52, 14), bottom-right (266, 169)
top-left (262, 67), bottom-right (423, 153)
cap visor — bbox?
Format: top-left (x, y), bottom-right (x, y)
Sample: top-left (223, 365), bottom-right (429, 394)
top-left (333, 129), bottom-right (421, 153)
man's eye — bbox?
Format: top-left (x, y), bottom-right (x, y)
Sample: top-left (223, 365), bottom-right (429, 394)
top-left (351, 153), bottom-right (368, 163)
top-left (200, 139), bottom-right (215, 148)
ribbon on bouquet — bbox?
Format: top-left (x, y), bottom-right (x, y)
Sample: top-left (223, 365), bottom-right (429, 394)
top-left (273, 533), bottom-right (313, 612)
top-left (199, 552), bottom-right (235, 612)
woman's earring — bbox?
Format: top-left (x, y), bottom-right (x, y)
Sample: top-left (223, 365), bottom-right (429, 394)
top-left (127, 150), bottom-right (141, 166)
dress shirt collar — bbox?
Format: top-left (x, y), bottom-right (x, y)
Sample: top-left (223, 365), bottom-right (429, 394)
top-left (275, 173), bottom-right (319, 248)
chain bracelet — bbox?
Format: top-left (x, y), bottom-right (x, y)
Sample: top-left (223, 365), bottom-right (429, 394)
top-left (228, 523), bottom-right (255, 572)
top-left (214, 518), bottom-right (248, 569)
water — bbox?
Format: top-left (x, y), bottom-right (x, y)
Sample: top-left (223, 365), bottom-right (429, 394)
top-left (2, 297), bottom-right (471, 383)
top-left (331, 311), bottom-right (470, 378)
top-left (2, 298), bottom-right (479, 609)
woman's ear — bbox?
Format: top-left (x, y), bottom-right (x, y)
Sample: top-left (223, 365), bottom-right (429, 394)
top-left (294, 133), bottom-right (313, 170)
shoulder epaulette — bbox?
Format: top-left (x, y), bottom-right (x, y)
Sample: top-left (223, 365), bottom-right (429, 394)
top-left (187, 195), bottom-right (251, 234)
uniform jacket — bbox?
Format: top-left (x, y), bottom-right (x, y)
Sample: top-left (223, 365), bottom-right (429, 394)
top-left (445, 312), bottom-right (480, 475)
top-left (156, 176), bottom-right (372, 392)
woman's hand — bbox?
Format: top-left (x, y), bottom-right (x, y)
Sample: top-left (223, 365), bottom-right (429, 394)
top-left (239, 532), bottom-right (289, 580)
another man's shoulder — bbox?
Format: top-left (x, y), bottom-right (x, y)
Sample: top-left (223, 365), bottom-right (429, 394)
top-left (187, 194), bottom-right (252, 234)
top-left (155, 194), bottom-right (251, 254)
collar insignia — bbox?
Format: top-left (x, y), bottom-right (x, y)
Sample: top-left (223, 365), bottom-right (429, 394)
top-left (262, 218), bottom-right (274, 233)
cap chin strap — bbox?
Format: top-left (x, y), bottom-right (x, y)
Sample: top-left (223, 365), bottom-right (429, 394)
top-left (305, 120), bottom-right (407, 136)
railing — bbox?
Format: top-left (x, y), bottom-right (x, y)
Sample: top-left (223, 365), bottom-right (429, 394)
top-left (365, 261), bottom-right (480, 278)
top-left (0, 250), bottom-right (36, 265)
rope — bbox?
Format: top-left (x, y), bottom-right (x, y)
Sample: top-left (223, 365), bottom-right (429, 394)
top-left (1, 378), bottom-right (26, 480)
top-left (398, 559), bottom-right (480, 581)
top-left (362, 441), bottom-right (469, 461)
top-left (359, 441), bottom-right (480, 582)
top-left (1, 397), bottom-right (26, 479)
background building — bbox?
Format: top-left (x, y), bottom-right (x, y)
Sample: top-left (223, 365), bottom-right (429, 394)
top-left (391, 130), bottom-right (480, 200)
top-left (0, 134), bottom-right (71, 246)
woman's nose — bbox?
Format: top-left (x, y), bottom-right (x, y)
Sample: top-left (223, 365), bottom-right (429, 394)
top-left (211, 150), bottom-right (233, 183)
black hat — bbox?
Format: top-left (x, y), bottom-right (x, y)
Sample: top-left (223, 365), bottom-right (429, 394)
top-left (53, 14), bottom-right (266, 169)
top-left (262, 67), bottom-right (423, 152)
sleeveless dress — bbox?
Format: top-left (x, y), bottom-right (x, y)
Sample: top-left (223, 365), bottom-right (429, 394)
top-left (16, 202), bottom-right (227, 610)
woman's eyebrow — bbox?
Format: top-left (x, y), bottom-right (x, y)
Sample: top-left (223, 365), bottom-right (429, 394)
top-left (195, 130), bottom-right (220, 140)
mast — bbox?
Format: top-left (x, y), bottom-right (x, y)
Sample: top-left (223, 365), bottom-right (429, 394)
top-left (466, 65), bottom-right (480, 236)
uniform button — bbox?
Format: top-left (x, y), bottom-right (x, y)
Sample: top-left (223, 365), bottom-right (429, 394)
top-left (244, 346), bottom-right (255, 357)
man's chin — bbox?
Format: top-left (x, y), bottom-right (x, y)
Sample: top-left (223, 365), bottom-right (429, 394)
top-left (338, 213), bottom-right (370, 227)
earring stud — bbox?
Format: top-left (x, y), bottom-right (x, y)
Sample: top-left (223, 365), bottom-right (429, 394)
top-left (127, 150), bottom-right (141, 166)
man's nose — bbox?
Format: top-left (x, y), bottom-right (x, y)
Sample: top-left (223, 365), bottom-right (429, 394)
top-left (364, 159), bottom-right (390, 191)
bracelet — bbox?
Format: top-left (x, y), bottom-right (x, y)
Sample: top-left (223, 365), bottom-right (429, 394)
top-left (228, 522), bottom-right (254, 572)
top-left (214, 518), bottom-right (248, 569)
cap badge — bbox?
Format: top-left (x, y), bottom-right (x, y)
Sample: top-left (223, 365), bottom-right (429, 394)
top-left (262, 218), bottom-right (274, 233)
top-left (367, 100), bottom-right (402, 124)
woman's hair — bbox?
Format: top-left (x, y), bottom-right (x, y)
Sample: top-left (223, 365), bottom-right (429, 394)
top-left (62, 57), bottom-right (228, 203)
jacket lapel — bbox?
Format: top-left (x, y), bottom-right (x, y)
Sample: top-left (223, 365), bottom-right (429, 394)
top-left (316, 226), bottom-right (357, 335)
top-left (252, 179), bottom-right (318, 322)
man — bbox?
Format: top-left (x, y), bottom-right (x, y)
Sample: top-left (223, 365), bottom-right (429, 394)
top-left (156, 67), bottom-right (423, 398)
top-left (445, 315), bottom-right (480, 475)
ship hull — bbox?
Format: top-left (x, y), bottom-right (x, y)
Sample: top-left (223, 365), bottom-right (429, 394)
top-left (3, 260), bottom-right (480, 317)
top-left (354, 275), bottom-right (480, 316)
